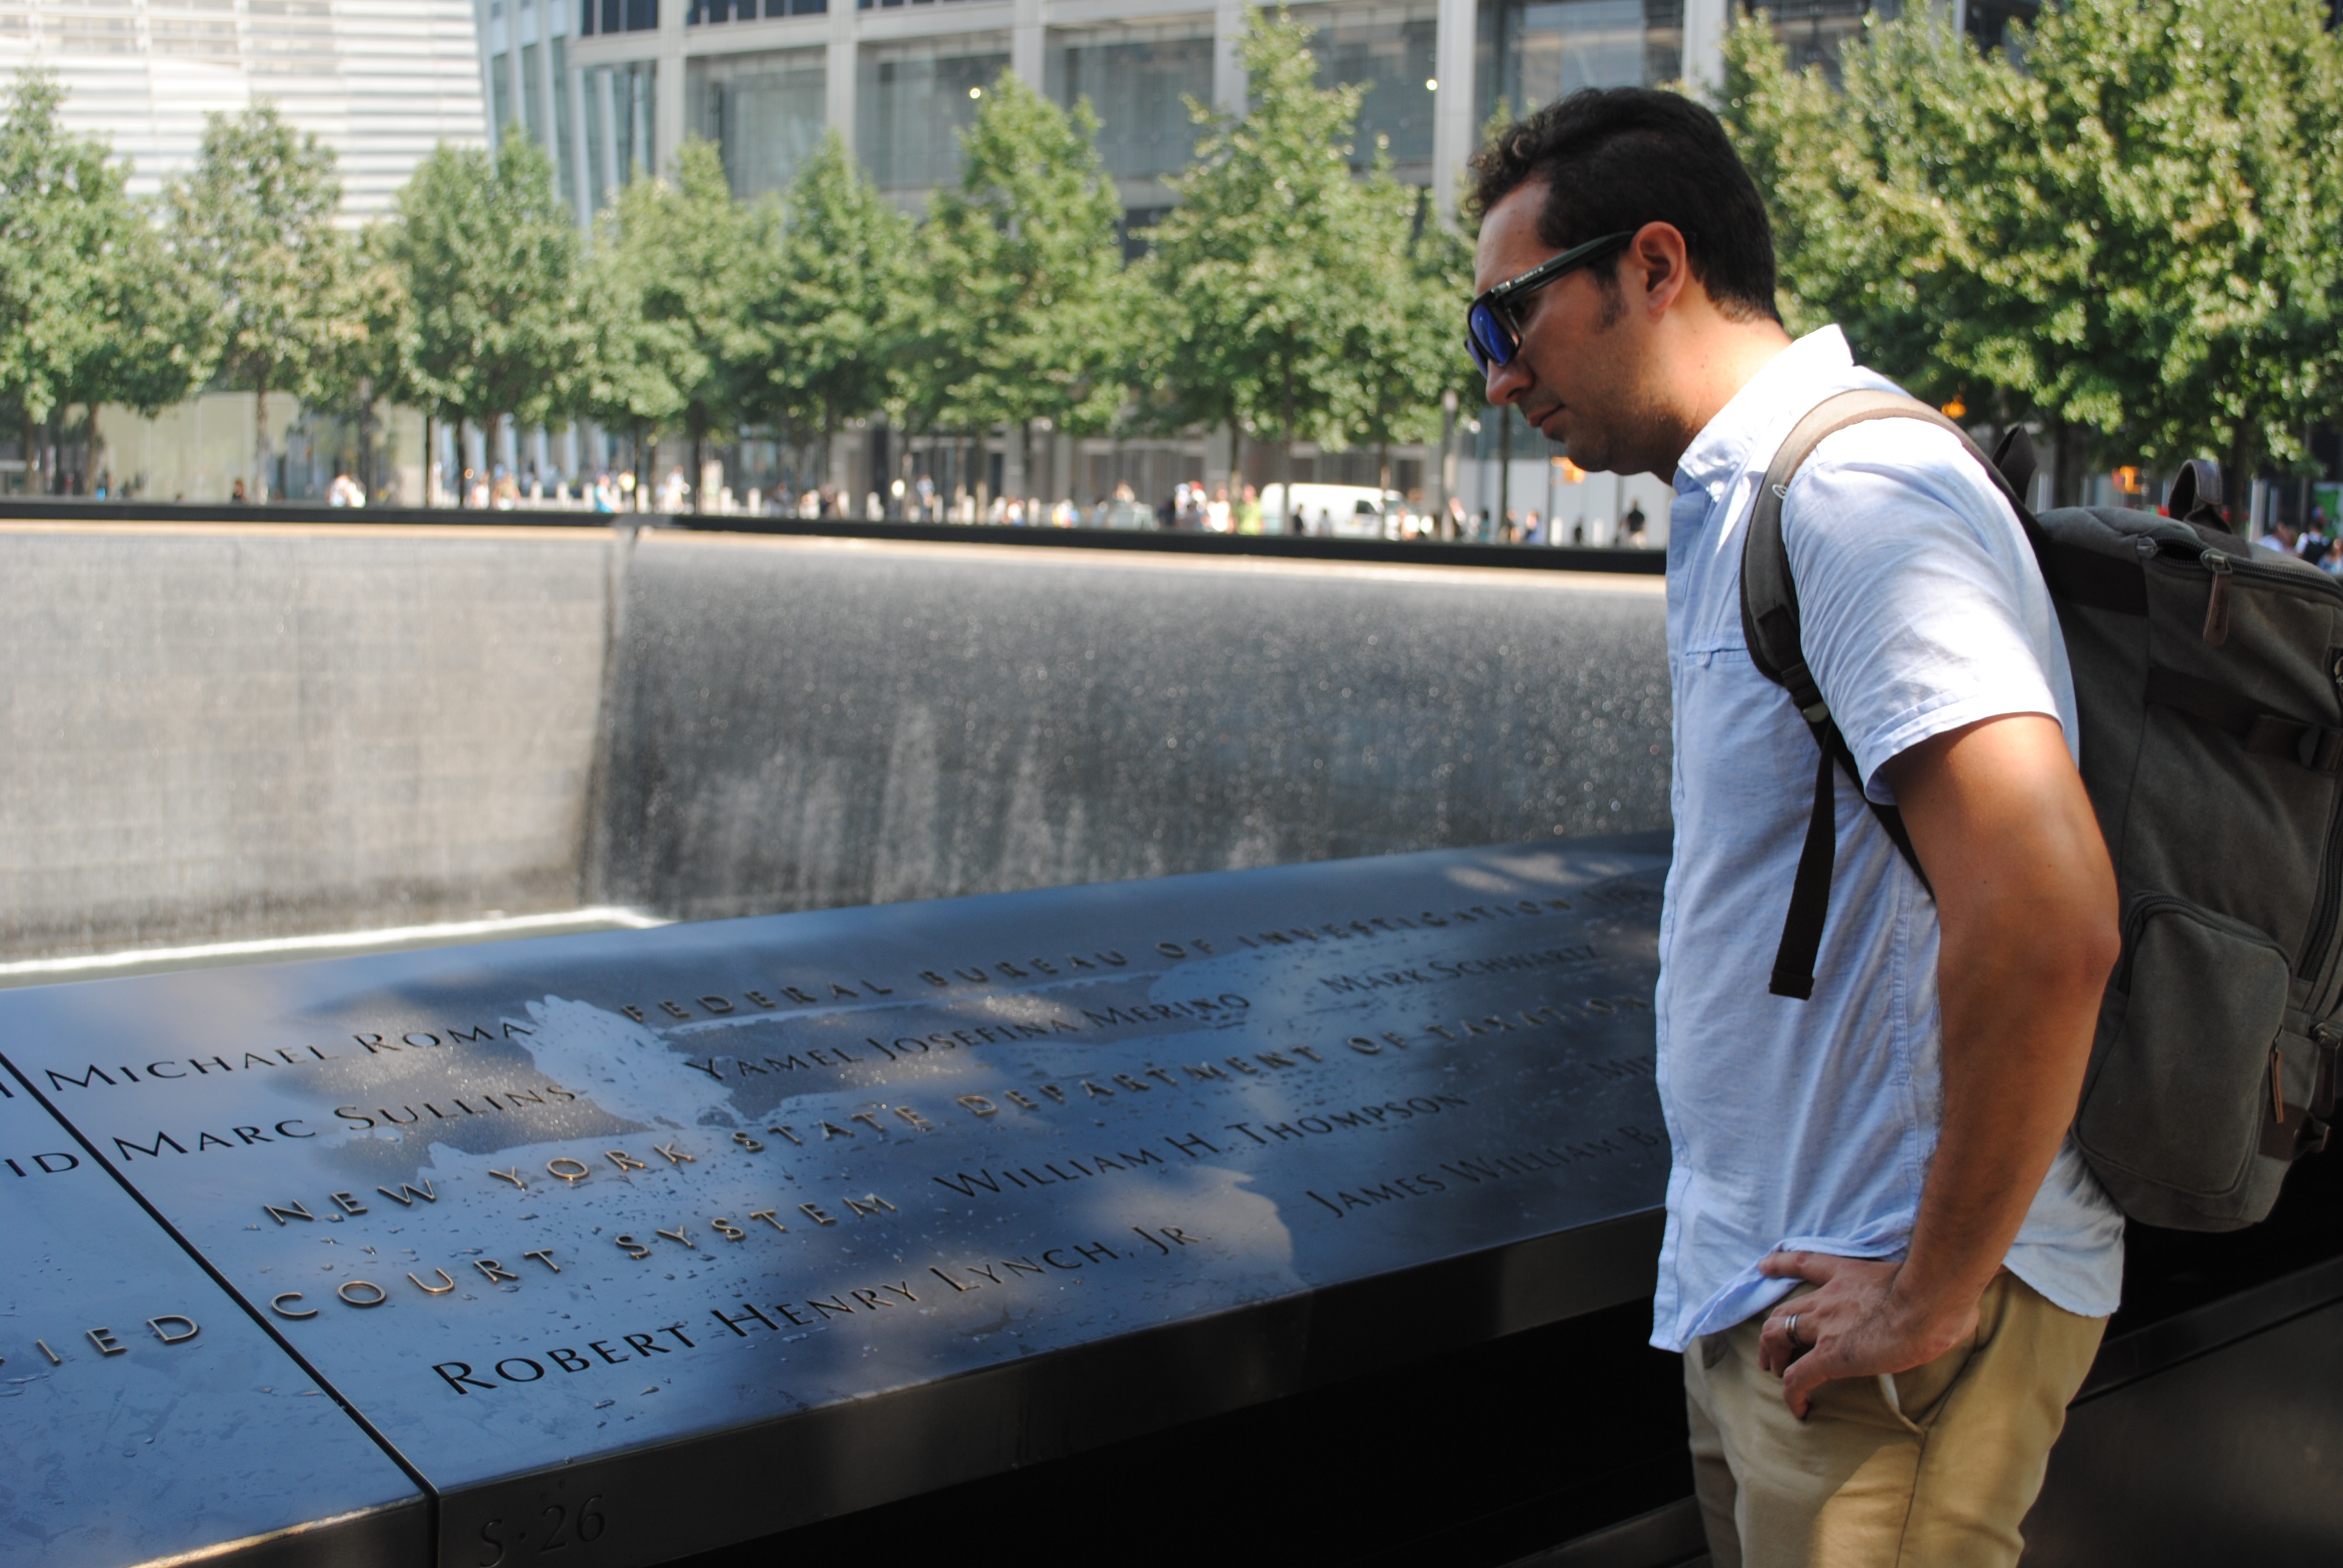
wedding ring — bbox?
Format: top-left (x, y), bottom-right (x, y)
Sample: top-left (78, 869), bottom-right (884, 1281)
top-left (1786, 1313), bottom-right (1802, 1348)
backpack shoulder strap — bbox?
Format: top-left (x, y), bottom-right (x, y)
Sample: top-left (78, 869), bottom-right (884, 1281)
top-left (1738, 388), bottom-right (2027, 999)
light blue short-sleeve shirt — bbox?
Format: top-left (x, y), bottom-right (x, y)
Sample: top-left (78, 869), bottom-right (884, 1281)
top-left (1650, 326), bottom-right (2124, 1353)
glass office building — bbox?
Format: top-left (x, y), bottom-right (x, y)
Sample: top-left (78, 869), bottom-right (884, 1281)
top-left (493, 0), bottom-right (1728, 221)
top-left (502, 0), bottom-right (2036, 217)
top-left (1, 0), bottom-right (487, 222)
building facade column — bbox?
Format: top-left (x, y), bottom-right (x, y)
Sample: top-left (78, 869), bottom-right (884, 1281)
top-left (533, 2), bottom-right (562, 157)
top-left (505, 2), bottom-right (528, 139)
top-left (1680, 0), bottom-right (1728, 96)
top-left (597, 66), bottom-right (623, 189)
top-left (1429, 0), bottom-right (1474, 220)
top-left (1011, 0), bottom-right (1043, 86)
top-left (474, 0), bottom-right (501, 151)
top-left (568, 62), bottom-right (594, 224)
top-left (825, 2), bottom-right (856, 143)
top-left (657, 0), bottom-right (686, 176)
top-left (1212, 0), bottom-right (1245, 113)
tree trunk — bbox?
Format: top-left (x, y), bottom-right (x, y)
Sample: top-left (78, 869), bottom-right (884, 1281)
top-left (2227, 419), bottom-right (2258, 535)
top-left (1498, 405), bottom-right (1512, 539)
top-left (422, 411), bottom-right (434, 506)
top-left (691, 425), bottom-right (705, 514)
top-left (1279, 370), bottom-right (1296, 533)
top-left (254, 367), bottom-right (272, 503)
top-left (1018, 419), bottom-right (1031, 521)
top-left (357, 377), bottom-right (375, 501)
top-left (2051, 419), bottom-right (2088, 510)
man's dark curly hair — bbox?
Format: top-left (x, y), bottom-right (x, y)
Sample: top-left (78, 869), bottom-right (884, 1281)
top-left (1467, 88), bottom-right (1780, 325)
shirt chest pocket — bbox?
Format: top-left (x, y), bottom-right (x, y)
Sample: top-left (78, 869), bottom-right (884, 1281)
top-left (1676, 644), bottom-right (1815, 780)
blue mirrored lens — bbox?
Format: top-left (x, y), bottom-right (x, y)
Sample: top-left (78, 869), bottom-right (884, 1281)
top-left (1467, 301), bottom-right (1512, 371)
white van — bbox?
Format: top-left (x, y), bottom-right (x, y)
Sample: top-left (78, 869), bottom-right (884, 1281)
top-left (1258, 483), bottom-right (1404, 540)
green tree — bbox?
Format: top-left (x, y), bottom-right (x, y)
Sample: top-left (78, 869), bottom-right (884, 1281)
top-left (1344, 189), bottom-right (1472, 491)
top-left (914, 71), bottom-right (1130, 500)
top-left (1722, 0), bottom-right (2343, 506)
top-left (574, 191), bottom-right (688, 497)
top-left (382, 136), bottom-right (582, 503)
top-left (737, 131), bottom-right (906, 495)
top-left (1144, 8), bottom-right (1400, 501)
top-left (166, 103), bottom-right (347, 500)
top-left (594, 139), bottom-right (754, 508)
top-left (0, 70), bottom-right (209, 492)
top-left (301, 221), bottom-right (413, 498)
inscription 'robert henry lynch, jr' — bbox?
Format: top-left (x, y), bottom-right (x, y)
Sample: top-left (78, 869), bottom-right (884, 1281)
top-left (0, 834), bottom-right (1668, 1568)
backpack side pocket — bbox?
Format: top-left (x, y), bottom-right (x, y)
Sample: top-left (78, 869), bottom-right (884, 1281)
top-left (2077, 893), bottom-right (2293, 1228)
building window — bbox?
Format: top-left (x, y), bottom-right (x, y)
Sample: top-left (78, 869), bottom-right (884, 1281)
top-left (1293, 0), bottom-right (1441, 183)
top-left (490, 48), bottom-right (513, 132)
top-left (857, 37), bottom-right (1011, 194)
top-left (689, 49), bottom-right (827, 198)
top-left (1478, 0), bottom-right (1682, 126)
top-left (1964, 0), bottom-right (2039, 51)
top-left (522, 42), bottom-right (546, 141)
top-left (588, 0), bottom-right (654, 28)
top-left (1739, 0), bottom-right (1866, 84)
top-left (593, 60), bottom-right (657, 186)
top-left (1044, 21), bottom-right (1213, 193)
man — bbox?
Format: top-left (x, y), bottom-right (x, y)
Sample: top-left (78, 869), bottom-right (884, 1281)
top-left (1467, 90), bottom-right (2122, 1566)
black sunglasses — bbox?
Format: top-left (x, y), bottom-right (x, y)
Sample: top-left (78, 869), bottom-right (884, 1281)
top-left (1465, 230), bottom-right (1637, 374)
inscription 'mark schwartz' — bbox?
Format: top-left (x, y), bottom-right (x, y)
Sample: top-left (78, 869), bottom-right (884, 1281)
top-left (0, 837), bottom-right (1669, 1568)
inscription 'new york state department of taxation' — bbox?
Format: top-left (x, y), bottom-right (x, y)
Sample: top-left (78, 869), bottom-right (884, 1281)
top-left (0, 841), bottom-right (1670, 1567)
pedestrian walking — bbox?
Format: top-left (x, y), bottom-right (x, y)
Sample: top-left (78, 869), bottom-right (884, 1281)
top-left (1469, 87), bottom-right (2120, 1568)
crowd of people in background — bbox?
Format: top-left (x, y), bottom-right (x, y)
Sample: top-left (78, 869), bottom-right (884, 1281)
top-left (301, 456), bottom-right (1657, 549)
top-left (2258, 507), bottom-right (2343, 572)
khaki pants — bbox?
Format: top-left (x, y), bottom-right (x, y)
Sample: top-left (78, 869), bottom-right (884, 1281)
top-left (1683, 1273), bottom-right (2105, 1568)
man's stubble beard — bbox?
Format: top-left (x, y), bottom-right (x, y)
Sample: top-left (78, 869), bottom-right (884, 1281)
top-left (1561, 286), bottom-right (1674, 480)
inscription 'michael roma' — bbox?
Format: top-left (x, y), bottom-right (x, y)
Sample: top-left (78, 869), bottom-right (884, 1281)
top-left (36, 1025), bottom-right (537, 1097)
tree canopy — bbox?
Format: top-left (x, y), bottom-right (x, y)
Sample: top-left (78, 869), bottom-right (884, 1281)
top-left (0, 71), bottom-right (207, 482)
top-left (1144, 8), bottom-right (1412, 482)
top-left (917, 72), bottom-right (1131, 448)
top-left (740, 129), bottom-right (905, 448)
top-left (381, 135), bottom-right (583, 486)
top-left (1723, 0), bottom-right (2343, 503)
top-left (3, 23), bottom-right (1480, 508)
top-left (165, 103), bottom-right (348, 499)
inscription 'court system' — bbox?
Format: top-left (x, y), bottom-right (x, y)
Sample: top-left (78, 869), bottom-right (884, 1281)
top-left (0, 836), bottom-right (1670, 1568)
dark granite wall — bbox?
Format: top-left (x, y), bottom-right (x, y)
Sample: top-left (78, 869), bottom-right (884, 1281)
top-left (590, 533), bottom-right (1673, 920)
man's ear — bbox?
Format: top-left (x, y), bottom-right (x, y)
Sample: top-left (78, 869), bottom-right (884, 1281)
top-left (1631, 221), bottom-right (1693, 317)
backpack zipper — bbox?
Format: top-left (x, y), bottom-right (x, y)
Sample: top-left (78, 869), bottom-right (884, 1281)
top-left (2201, 549), bottom-right (2233, 644)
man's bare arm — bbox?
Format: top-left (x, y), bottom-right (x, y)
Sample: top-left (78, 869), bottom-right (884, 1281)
top-left (1756, 713), bottom-right (2118, 1415)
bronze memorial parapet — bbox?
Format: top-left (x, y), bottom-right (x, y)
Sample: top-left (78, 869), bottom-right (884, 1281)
top-left (0, 836), bottom-right (1669, 1567)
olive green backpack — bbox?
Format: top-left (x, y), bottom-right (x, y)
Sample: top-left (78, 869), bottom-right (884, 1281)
top-left (1742, 388), bottom-right (2343, 1232)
